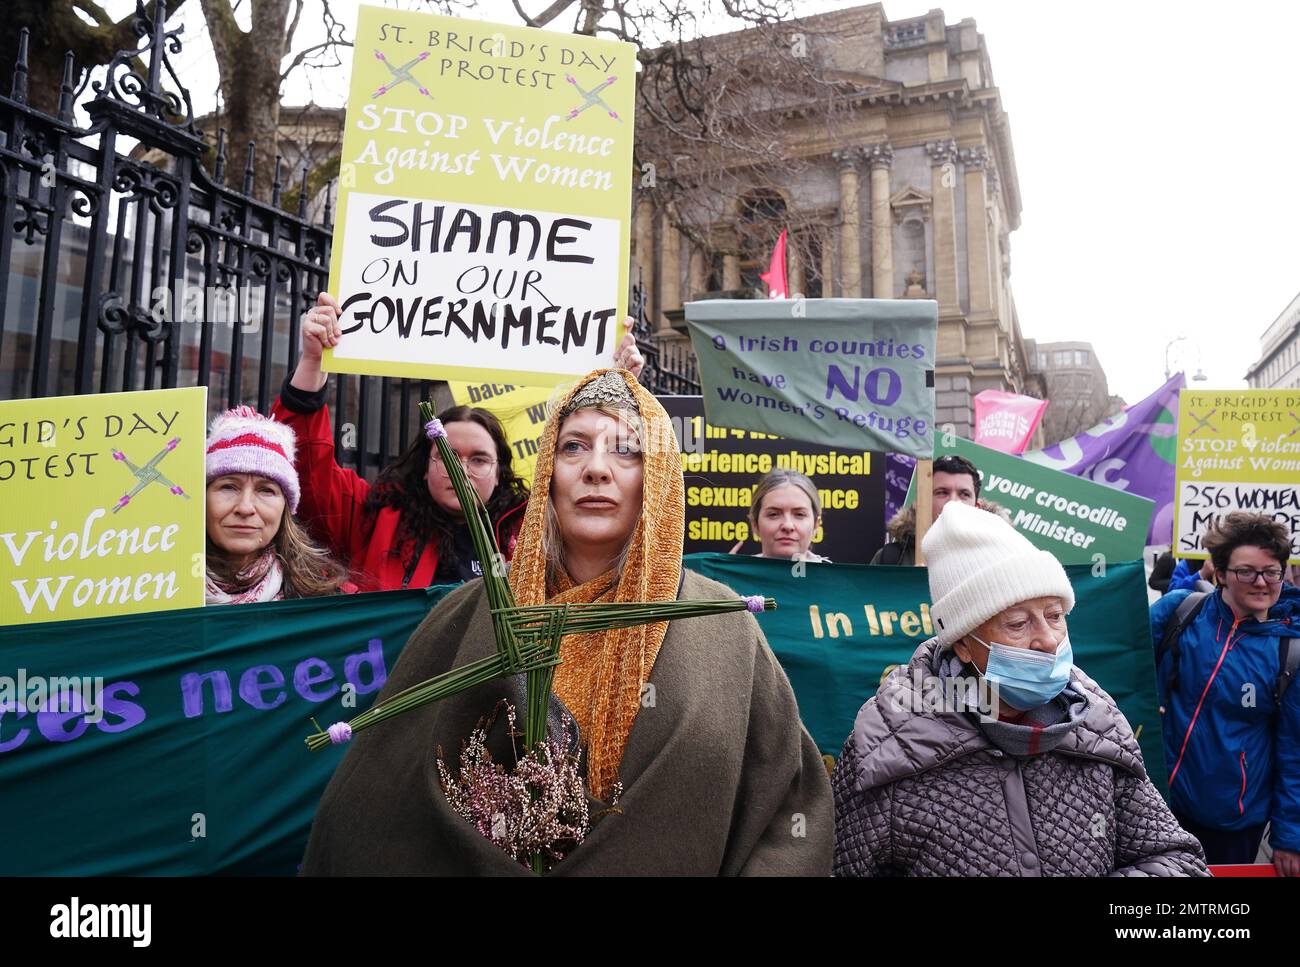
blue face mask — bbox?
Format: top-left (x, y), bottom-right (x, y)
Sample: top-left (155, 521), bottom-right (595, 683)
top-left (970, 634), bottom-right (1073, 711)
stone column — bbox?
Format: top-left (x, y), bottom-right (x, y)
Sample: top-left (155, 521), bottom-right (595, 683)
top-left (924, 139), bottom-right (960, 314)
top-left (960, 146), bottom-right (993, 315)
top-left (788, 232), bottom-right (805, 297)
top-left (688, 247), bottom-right (707, 302)
top-left (722, 254), bottom-right (741, 291)
top-left (833, 149), bottom-right (862, 297)
top-left (634, 197), bottom-right (655, 323)
top-left (864, 142), bottom-right (894, 299)
top-left (658, 210), bottom-right (681, 330)
top-left (820, 229), bottom-right (834, 296)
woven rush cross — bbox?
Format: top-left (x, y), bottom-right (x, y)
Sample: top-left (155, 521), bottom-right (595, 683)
top-left (306, 399), bottom-right (775, 756)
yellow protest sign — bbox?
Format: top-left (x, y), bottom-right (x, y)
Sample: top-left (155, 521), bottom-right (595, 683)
top-left (0, 388), bottom-right (207, 625)
top-left (323, 6), bottom-right (636, 387)
top-left (446, 380), bottom-right (560, 488)
top-left (1175, 388), bottom-right (1300, 562)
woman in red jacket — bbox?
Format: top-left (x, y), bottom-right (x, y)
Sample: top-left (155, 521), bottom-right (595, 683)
top-left (273, 293), bottom-right (643, 591)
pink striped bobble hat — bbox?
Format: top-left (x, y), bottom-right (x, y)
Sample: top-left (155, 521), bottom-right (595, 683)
top-left (205, 405), bottom-right (301, 513)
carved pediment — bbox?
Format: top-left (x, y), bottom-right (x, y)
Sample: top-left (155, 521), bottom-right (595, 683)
top-left (891, 186), bottom-right (932, 223)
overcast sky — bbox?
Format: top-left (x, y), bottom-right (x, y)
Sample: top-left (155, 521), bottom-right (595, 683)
top-left (114, 0), bottom-right (1300, 404)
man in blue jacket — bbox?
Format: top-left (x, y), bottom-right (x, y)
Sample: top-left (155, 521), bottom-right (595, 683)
top-left (1151, 512), bottom-right (1300, 874)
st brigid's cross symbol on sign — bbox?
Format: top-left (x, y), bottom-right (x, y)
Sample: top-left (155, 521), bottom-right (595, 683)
top-left (565, 73), bottom-right (621, 123)
top-left (372, 49), bottom-right (433, 99)
top-left (1186, 408), bottom-right (1218, 437)
top-left (109, 438), bottom-right (189, 512)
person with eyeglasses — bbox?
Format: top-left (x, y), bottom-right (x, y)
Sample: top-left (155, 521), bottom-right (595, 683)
top-left (271, 292), bottom-right (645, 591)
top-left (1150, 512), bottom-right (1300, 874)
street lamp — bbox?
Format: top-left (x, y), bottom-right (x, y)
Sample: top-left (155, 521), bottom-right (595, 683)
top-left (1165, 336), bottom-right (1209, 382)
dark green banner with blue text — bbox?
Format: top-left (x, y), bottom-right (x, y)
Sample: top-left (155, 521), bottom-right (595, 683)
top-left (0, 587), bottom-right (453, 875)
top-left (683, 554), bottom-right (1166, 786)
top-left (0, 557), bottom-right (1163, 874)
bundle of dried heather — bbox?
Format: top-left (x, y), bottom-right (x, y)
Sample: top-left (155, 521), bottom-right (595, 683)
top-left (436, 701), bottom-right (590, 871)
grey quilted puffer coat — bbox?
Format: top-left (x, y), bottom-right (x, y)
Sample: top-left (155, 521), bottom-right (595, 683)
top-left (832, 639), bottom-right (1208, 877)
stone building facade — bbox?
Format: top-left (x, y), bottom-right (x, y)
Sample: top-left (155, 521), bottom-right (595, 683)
top-left (1246, 291), bottom-right (1300, 389)
top-left (1024, 339), bottom-right (1122, 446)
top-left (633, 4), bottom-right (1038, 435)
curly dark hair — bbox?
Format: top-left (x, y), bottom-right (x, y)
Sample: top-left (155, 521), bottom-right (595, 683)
top-left (362, 404), bottom-right (531, 568)
top-left (1202, 512), bottom-right (1292, 573)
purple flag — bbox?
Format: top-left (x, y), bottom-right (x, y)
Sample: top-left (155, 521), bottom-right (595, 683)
top-left (1023, 373), bottom-right (1185, 545)
top-left (884, 452), bottom-right (916, 529)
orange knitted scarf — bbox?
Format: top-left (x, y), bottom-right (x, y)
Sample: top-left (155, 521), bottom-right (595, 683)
top-left (508, 369), bottom-right (684, 801)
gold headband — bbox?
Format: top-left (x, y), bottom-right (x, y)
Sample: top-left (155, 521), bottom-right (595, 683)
top-left (561, 371), bottom-right (640, 417)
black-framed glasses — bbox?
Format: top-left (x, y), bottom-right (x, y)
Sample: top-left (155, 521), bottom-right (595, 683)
top-left (1226, 566), bottom-right (1284, 585)
top-left (429, 451), bottom-right (498, 480)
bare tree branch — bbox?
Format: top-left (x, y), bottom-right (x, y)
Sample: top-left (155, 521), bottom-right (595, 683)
top-left (284, 0), bottom-right (304, 51)
top-left (512, 0), bottom-right (578, 29)
top-left (71, 0), bottom-right (116, 28)
top-left (577, 0), bottom-right (602, 35)
top-left (280, 38), bottom-right (351, 80)
top-left (200, 0), bottom-right (242, 72)
top-left (281, 0), bottom-right (350, 81)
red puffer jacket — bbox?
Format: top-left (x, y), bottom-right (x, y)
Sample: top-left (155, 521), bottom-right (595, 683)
top-left (271, 395), bottom-right (526, 593)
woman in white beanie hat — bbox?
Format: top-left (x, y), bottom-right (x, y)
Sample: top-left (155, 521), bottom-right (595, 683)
top-left (831, 500), bottom-right (1207, 876)
top-left (205, 406), bottom-right (349, 604)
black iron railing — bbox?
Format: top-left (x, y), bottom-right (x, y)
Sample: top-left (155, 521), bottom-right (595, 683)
top-left (0, 1), bottom-right (696, 478)
top-left (629, 267), bottom-right (699, 395)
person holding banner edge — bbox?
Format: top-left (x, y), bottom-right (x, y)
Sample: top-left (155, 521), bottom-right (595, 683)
top-left (870, 454), bottom-right (1012, 565)
top-left (271, 292), bottom-right (645, 591)
top-left (833, 500), bottom-right (1207, 876)
top-left (1150, 512), bottom-right (1300, 874)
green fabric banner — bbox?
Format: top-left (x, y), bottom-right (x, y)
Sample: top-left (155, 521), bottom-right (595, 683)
top-left (682, 553), bottom-right (1168, 788)
top-left (0, 587), bottom-right (454, 875)
top-left (0, 557), bottom-right (1165, 875)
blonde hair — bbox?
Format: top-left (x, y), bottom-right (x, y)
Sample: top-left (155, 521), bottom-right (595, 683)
top-left (747, 469), bottom-right (821, 526)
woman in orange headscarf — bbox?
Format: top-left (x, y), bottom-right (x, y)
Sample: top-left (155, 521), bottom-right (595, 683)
top-left (301, 368), bottom-right (832, 875)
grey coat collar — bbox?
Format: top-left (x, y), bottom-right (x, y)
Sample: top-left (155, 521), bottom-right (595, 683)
top-left (848, 638), bottom-right (1148, 793)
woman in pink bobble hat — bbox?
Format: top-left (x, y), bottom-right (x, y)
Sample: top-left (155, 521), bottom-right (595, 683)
top-left (205, 406), bottom-right (350, 604)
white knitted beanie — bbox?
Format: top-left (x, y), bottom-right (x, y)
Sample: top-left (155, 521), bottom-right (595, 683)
top-left (923, 500), bottom-right (1074, 649)
top-left (205, 405), bottom-right (301, 513)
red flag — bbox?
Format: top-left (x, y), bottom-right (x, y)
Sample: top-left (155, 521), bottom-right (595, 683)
top-left (759, 229), bottom-right (788, 299)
